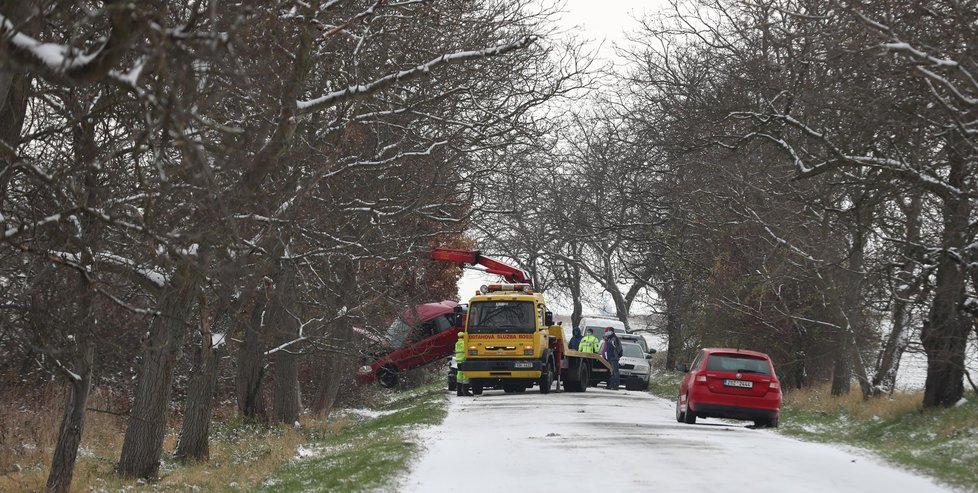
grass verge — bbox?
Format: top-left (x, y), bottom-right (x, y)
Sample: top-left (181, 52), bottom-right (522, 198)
top-left (0, 383), bottom-right (448, 492)
top-left (646, 370), bottom-right (978, 491)
top-left (256, 384), bottom-right (447, 493)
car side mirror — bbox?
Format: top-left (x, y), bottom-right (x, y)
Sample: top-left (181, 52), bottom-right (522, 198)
top-left (676, 363), bottom-right (689, 372)
top-left (544, 310), bottom-right (554, 326)
top-left (648, 348), bottom-right (657, 354)
top-left (645, 353), bottom-right (653, 360)
top-left (777, 373), bottom-right (785, 382)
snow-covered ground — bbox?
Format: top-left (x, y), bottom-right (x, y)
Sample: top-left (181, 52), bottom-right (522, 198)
top-left (399, 387), bottom-right (951, 493)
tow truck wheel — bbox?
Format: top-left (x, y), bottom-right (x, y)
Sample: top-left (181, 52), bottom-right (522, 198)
top-left (539, 361), bottom-right (554, 394)
top-left (376, 367), bottom-right (399, 389)
top-left (578, 363), bottom-right (589, 392)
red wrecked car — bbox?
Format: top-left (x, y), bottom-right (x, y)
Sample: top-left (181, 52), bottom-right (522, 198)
top-left (355, 301), bottom-right (466, 388)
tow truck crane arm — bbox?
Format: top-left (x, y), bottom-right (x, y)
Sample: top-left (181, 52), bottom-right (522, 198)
top-left (430, 247), bottom-right (531, 285)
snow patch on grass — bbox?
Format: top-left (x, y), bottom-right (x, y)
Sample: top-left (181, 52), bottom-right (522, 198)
top-left (341, 407), bottom-right (401, 419)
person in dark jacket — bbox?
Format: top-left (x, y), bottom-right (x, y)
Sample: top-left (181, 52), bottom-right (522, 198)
top-left (599, 328), bottom-right (623, 390)
top-left (568, 327), bottom-right (582, 351)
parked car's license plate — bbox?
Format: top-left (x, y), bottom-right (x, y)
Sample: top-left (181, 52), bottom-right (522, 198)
top-left (724, 379), bottom-right (752, 388)
top-left (514, 361), bottom-right (533, 369)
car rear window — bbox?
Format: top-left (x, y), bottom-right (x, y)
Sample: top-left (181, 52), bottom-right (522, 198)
top-left (706, 354), bottom-right (771, 375)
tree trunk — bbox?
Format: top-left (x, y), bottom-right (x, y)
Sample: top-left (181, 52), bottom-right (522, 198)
top-left (236, 297), bottom-right (269, 423)
top-left (311, 315), bottom-right (354, 416)
top-left (607, 279), bottom-right (631, 332)
top-left (47, 94), bottom-right (101, 491)
top-left (45, 339), bottom-right (94, 493)
top-left (271, 265), bottom-right (301, 425)
top-left (273, 337), bottom-right (301, 424)
top-left (663, 280), bottom-right (685, 370)
top-left (873, 193), bottom-right (923, 396)
top-left (312, 263), bottom-right (356, 417)
top-left (0, 1), bottom-right (32, 158)
top-left (922, 137), bottom-right (972, 408)
top-left (118, 265), bottom-right (201, 478)
top-left (873, 290), bottom-right (913, 395)
top-left (830, 338), bottom-right (852, 396)
top-left (569, 267), bottom-right (583, 330)
top-left (840, 216), bottom-right (872, 399)
top-left (175, 299), bottom-right (220, 462)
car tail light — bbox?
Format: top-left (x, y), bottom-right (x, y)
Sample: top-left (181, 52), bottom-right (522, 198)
top-left (769, 381), bottom-right (780, 390)
top-left (695, 375), bottom-right (707, 383)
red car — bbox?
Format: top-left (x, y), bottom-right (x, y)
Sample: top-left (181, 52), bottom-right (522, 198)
top-left (355, 301), bottom-right (466, 388)
top-left (676, 348), bottom-right (782, 428)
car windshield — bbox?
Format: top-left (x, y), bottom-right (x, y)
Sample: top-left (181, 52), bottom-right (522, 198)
top-left (467, 301), bottom-right (536, 334)
top-left (620, 335), bottom-right (648, 353)
top-left (621, 343), bottom-right (644, 359)
top-left (706, 354), bottom-right (771, 375)
top-left (384, 317), bottom-right (412, 348)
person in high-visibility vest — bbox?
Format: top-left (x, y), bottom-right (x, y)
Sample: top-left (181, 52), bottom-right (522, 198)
top-left (578, 328), bottom-right (600, 353)
top-left (455, 332), bottom-right (472, 396)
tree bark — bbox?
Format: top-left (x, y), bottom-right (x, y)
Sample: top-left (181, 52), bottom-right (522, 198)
top-left (662, 280), bottom-right (685, 370)
top-left (312, 264), bottom-right (356, 417)
top-left (0, 1), bottom-right (32, 153)
top-left (45, 339), bottom-right (94, 493)
top-left (311, 315), bottom-right (354, 417)
top-left (46, 92), bottom-right (100, 492)
top-left (271, 264), bottom-right (301, 425)
top-left (568, 265), bottom-right (583, 330)
top-left (922, 137), bottom-right (972, 408)
top-left (830, 338), bottom-right (852, 396)
top-left (273, 334), bottom-right (301, 424)
top-left (236, 296), bottom-right (269, 423)
top-left (175, 299), bottom-right (220, 462)
top-left (118, 264), bottom-right (201, 478)
top-left (841, 214), bottom-right (872, 399)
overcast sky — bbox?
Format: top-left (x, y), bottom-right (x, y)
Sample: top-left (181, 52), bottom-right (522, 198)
top-left (553, 0), bottom-right (666, 65)
top-left (455, 1), bottom-right (671, 313)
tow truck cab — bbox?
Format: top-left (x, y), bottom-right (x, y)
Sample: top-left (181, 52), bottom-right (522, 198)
top-left (457, 283), bottom-right (563, 392)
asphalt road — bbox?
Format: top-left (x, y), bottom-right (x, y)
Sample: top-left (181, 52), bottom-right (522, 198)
top-left (398, 385), bottom-right (952, 493)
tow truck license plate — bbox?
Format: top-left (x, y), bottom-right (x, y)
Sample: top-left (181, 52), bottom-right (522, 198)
top-left (724, 379), bottom-right (752, 388)
top-left (514, 361), bottom-right (533, 369)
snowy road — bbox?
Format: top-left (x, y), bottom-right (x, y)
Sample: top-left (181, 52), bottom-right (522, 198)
top-left (399, 386), bottom-right (951, 493)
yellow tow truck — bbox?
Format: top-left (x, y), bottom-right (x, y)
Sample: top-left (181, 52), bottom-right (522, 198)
top-left (457, 282), bottom-right (609, 394)
top-left (431, 247), bottom-right (611, 394)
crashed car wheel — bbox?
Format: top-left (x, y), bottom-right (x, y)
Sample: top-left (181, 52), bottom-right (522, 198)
top-left (376, 367), bottom-right (399, 389)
